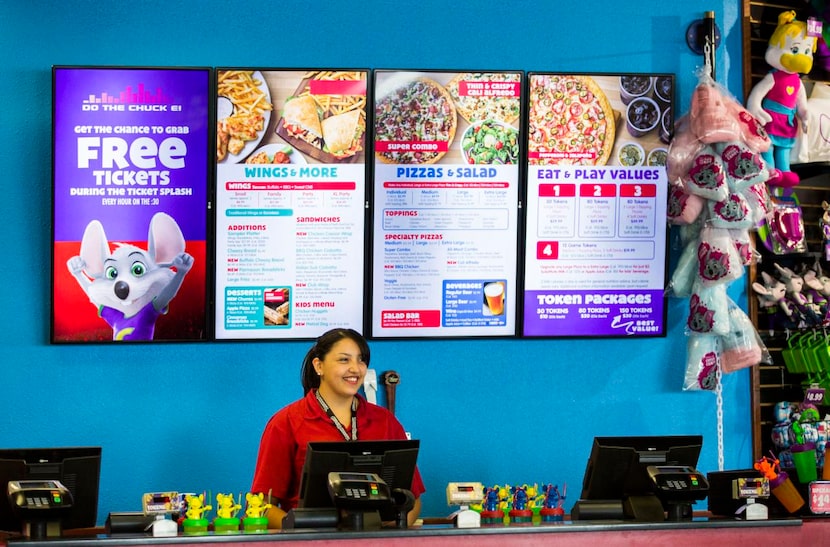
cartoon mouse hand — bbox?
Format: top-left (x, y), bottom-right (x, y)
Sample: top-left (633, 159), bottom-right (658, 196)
top-left (750, 106), bottom-right (772, 126)
top-left (67, 255), bottom-right (86, 275)
top-left (171, 252), bottom-right (194, 274)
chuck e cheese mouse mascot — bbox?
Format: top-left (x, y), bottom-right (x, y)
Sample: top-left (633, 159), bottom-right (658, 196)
top-left (747, 10), bottom-right (816, 188)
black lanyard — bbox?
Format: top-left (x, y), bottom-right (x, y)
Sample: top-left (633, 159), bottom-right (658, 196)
top-left (315, 390), bottom-right (358, 441)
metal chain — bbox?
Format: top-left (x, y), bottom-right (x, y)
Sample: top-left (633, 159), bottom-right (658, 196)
top-left (715, 362), bottom-right (725, 471)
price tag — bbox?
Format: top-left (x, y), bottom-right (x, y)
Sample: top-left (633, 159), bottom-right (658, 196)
top-left (809, 482), bottom-right (830, 514)
top-left (808, 17), bottom-right (823, 38)
top-left (805, 387), bottom-right (825, 406)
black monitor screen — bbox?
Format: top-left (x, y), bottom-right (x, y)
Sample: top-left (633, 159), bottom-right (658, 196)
top-left (298, 439), bottom-right (419, 516)
top-left (0, 447), bottom-right (102, 533)
top-left (579, 435), bottom-right (702, 500)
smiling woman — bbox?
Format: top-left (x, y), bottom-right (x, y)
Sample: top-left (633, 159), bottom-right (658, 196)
top-left (249, 328), bottom-right (426, 529)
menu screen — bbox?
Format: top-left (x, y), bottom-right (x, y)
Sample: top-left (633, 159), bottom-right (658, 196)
top-left (370, 71), bottom-right (522, 338)
top-left (214, 69), bottom-right (368, 339)
top-left (52, 67), bottom-right (210, 342)
top-left (522, 73), bottom-right (671, 337)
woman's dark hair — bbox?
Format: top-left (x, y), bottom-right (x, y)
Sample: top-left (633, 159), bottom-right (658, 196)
top-left (301, 328), bottom-right (370, 394)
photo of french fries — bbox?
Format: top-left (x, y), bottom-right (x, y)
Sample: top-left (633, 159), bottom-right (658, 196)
top-left (217, 70), bottom-right (273, 162)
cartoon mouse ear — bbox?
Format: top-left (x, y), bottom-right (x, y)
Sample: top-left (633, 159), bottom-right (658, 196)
top-left (147, 212), bottom-right (185, 264)
top-left (79, 220), bottom-right (109, 276)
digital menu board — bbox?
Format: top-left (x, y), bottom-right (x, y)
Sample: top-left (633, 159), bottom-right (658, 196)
top-left (522, 73), bottom-right (671, 337)
top-left (370, 70), bottom-right (522, 338)
top-left (51, 67), bottom-right (211, 343)
top-left (214, 69), bottom-right (368, 340)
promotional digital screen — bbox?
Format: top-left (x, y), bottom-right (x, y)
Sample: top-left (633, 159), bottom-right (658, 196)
top-left (52, 67), bottom-right (211, 343)
top-left (214, 69), bottom-right (368, 340)
top-left (370, 70), bottom-right (522, 338)
top-left (522, 73), bottom-right (671, 337)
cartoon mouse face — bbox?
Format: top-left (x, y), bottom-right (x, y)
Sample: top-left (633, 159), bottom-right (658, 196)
top-left (691, 164), bottom-right (720, 190)
top-left (67, 212), bottom-right (193, 341)
top-left (87, 243), bottom-right (177, 314)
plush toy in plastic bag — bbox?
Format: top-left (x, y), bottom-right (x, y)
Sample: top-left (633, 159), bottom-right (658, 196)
top-left (669, 226), bottom-right (743, 297)
top-left (720, 298), bottom-right (770, 373)
top-left (707, 192), bottom-right (755, 230)
top-left (683, 334), bottom-right (720, 391)
top-left (726, 100), bottom-right (771, 153)
top-left (695, 226), bottom-right (745, 286)
top-left (746, 10), bottom-right (817, 188)
top-left (687, 281), bottom-right (730, 336)
top-left (689, 81), bottom-right (742, 144)
top-left (729, 228), bottom-right (756, 266)
top-left (681, 145), bottom-right (728, 202)
top-left (718, 141), bottom-right (770, 191)
top-left (667, 115), bottom-right (701, 184)
top-left (667, 184), bottom-right (705, 225)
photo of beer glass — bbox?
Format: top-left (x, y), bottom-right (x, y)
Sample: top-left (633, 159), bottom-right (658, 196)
top-left (484, 282), bottom-right (505, 315)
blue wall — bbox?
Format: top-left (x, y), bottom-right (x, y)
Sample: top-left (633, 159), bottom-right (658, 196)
top-left (1, 1), bottom-right (750, 523)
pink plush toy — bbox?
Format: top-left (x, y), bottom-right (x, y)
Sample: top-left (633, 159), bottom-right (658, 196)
top-left (689, 83), bottom-right (741, 144)
top-left (746, 10), bottom-right (816, 188)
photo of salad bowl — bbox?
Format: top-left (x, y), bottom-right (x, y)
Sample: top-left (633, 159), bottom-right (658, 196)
top-left (460, 119), bottom-right (520, 165)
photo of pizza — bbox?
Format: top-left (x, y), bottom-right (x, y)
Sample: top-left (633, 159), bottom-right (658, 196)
top-left (374, 77), bottom-right (457, 164)
top-left (446, 72), bottom-right (522, 125)
top-left (527, 74), bottom-right (616, 166)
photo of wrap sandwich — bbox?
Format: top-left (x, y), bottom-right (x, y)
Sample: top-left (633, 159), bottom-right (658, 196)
top-left (274, 70), bottom-right (368, 163)
top-left (321, 109), bottom-right (366, 159)
top-left (281, 95), bottom-right (323, 149)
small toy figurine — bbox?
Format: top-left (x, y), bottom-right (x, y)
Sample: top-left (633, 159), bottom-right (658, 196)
top-left (801, 268), bottom-right (829, 320)
top-left (508, 484), bottom-right (533, 523)
top-left (242, 492), bottom-right (272, 534)
top-left (182, 493), bottom-right (212, 536)
top-left (184, 493), bottom-right (212, 521)
top-left (747, 10), bottom-right (816, 188)
top-left (482, 486), bottom-right (500, 513)
top-left (822, 201), bottom-right (830, 261)
top-left (245, 492), bottom-right (272, 519)
top-left (775, 263), bottom-right (821, 326)
top-left (479, 485), bottom-right (505, 525)
top-left (755, 453), bottom-right (806, 513)
top-left (539, 483), bottom-right (567, 522)
top-left (213, 493), bottom-right (242, 534)
top-left (752, 271), bottom-right (799, 332)
top-left (754, 454), bottom-right (780, 480)
top-left (215, 493), bottom-right (241, 520)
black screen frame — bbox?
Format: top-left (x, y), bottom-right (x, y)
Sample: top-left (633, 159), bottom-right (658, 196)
top-left (297, 439), bottom-right (419, 515)
top-left (579, 435), bottom-right (703, 501)
top-left (0, 446), bottom-right (102, 532)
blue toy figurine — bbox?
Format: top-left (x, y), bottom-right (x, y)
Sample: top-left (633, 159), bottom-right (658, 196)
top-left (508, 484), bottom-right (533, 523)
top-left (479, 485), bottom-right (505, 525)
top-left (539, 483), bottom-right (566, 522)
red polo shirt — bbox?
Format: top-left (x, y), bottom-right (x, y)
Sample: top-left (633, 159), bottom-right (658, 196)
top-left (251, 390), bottom-right (425, 510)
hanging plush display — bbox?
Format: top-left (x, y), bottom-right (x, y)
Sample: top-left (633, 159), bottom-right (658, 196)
top-left (666, 69), bottom-right (773, 391)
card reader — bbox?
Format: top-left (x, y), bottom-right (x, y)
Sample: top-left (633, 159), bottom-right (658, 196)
top-left (7, 479), bottom-right (73, 538)
top-left (647, 465), bottom-right (709, 520)
top-left (327, 471), bottom-right (392, 512)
